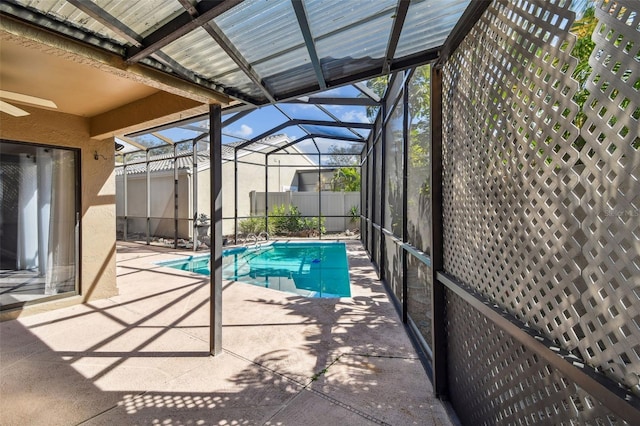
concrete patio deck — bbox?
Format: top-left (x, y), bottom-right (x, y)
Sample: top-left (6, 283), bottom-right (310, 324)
top-left (1, 240), bottom-right (454, 425)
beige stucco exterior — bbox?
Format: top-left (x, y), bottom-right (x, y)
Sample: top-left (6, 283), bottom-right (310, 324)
top-left (0, 23), bottom-right (231, 318)
top-left (0, 107), bottom-right (118, 319)
top-left (115, 142), bottom-right (316, 238)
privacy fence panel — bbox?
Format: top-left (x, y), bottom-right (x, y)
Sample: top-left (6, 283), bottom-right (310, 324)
top-left (442, 0), bottom-right (639, 423)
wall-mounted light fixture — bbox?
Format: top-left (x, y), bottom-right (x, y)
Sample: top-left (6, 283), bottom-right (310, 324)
top-left (94, 141), bottom-right (125, 160)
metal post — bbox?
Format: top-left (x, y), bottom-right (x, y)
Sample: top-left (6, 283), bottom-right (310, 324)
top-left (318, 153), bottom-right (322, 239)
top-left (123, 158), bottom-right (128, 241)
top-left (430, 66), bottom-right (447, 398)
top-left (146, 149), bottom-right (151, 245)
top-left (379, 102), bottom-right (387, 281)
top-left (173, 143), bottom-right (178, 250)
top-left (265, 154), bottom-right (269, 234)
top-left (370, 135), bottom-right (376, 255)
top-left (193, 140), bottom-right (198, 252)
top-left (363, 147), bottom-right (368, 243)
top-left (234, 148), bottom-right (238, 244)
top-left (210, 104), bottom-right (223, 356)
top-left (402, 73), bottom-right (409, 323)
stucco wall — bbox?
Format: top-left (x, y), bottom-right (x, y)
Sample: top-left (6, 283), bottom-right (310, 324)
top-left (113, 148), bottom-right (316, 237)
top-left (116, 170), bottom-right (191, 238)
top-left (216, 151), bottom-right (312, 235)
top-left (0, 107), bottom-right (117, 316)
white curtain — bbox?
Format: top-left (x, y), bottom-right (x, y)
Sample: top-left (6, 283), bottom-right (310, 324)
top-left (15, 147), bottom-right (76, 295)
top-left (45, 149), bottom-right (76, 295)
top-left (37, 149), bottom-right (52, 278)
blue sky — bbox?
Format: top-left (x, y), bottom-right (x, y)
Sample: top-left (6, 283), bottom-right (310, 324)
top-left (221, 84), bottom-right (373, 155)
top-left (121, 83), bottom-right (377, 159)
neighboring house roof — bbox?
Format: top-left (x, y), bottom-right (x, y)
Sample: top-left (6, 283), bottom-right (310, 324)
top-left (115, 134), bottom-right (314, 176)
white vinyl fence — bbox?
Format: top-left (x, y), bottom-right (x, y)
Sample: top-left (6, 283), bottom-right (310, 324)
top-left (250, 191), bottom-right (360, 232)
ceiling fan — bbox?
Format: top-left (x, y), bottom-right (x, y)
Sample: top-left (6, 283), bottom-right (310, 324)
top-left (0, 90), bottom-right (57, 117)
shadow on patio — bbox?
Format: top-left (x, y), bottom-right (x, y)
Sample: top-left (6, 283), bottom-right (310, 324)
top-left (0, 241), bottom-right (451, 425)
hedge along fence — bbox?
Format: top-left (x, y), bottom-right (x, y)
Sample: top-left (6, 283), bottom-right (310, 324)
top-left (249, 191), bottom-right (361, 233)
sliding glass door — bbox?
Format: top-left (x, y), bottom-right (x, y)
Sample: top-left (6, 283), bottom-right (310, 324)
top-left (0, 140), bottom-right (79, 309)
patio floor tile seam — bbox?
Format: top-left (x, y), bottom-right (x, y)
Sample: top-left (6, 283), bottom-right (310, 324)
top-left (223, 348), bottom-right (313, 388)
top-left (257, 351), bottom-right (392, 426)
top-left (294, 387), bottom-right (391, 426)
top-left (225, 348), bottom-right (400, 426)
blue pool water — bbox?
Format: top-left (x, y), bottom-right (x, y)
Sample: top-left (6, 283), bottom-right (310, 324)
top-left (158, 241), bottom-right (351, 298)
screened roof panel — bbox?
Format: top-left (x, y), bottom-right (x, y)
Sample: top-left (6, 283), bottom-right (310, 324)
top-left (395, 0), bottom-right (471, 58)
top-left (317, 139), bottom-right (366, 153)
top-left (155, 127), bottom-right (204, 143)
top-left (276, 104), bottom-right (334, 122)
top-left (304, 0), bottom-right (396, 39)
top-left (354, 128), bottom-right (372, 138)
top-left (300, 125), bottom-right (365, 140)
top-left (93, 0), bottom-right (184, 38)
top-left (321, 104), bottom-right (372, 124)
top-left (313, 4), bottom-right (395, 60)
top-left (316, 14), bottom-right (394, 80)
top-left (161, 27), bottom-right (239, 77)
top-left (254, 47), bottom-right (317, 95)
top-left (224, 106), bottom-right (289, 138)
top-left (128, 134), bottom-right (171, 149)
top-left (306, 86), bottom-right (361, 99)
top-left (321, 57), bottom-right (381, 85)
top-left (215, 70), bottom-right (265, 100)
top-left (213, 0), bottom-right (303, 64)
top-left (312, 138), bottom-right (365, 158)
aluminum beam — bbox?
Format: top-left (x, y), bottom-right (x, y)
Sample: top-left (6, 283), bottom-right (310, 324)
top-left (288, 96), bottom-right (380, 106)
top-left (290, 0), bottom-right (326, 90)
top-left (235, 119), bottom-right (372, 150)
top-left (383, 0), bottom-right (410, 74)
top-left (202, 21), bottom-right (277, 103)
top-left (126, 0), bottom-right (243, 63)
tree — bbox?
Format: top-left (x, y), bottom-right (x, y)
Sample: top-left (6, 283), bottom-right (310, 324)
top-left (330, 167), bottom-right (361, 192)
top-left (325, 144), bottom-right (359, 166)
top-left (570, 7), bottom-right (597, 131)
top-left (365, 76), bottom-right (388, 119)
top-left (324, 144), bottom-right (361, 191)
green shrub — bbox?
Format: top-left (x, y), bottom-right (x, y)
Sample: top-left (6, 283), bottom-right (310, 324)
top-left (239, 216), bottom-right (265, 234)
top-left (269, 204), bottom-right (325, 235)
top-left (270, 204), bottom-right (299, 235)
top-left (302, 216), bottom-right (326, 235)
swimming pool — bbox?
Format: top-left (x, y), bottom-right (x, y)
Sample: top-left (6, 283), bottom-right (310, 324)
top-left (158, 241), bottom-right (351, 298)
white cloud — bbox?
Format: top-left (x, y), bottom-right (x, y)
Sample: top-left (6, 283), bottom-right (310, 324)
top-left (229, 124), bottom-right (253, 138)
top-left (292, 103), bottom-right (317, 110)
top-left (340, 110), bottom-right (369, 123)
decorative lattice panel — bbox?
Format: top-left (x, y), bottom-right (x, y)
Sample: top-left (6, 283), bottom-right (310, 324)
top-left (442, 0), bottom-right (639, 393)
top-left (446, 290), bottom-right (627, 425)
top-left (574, 0), bottom-right (640, 388)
